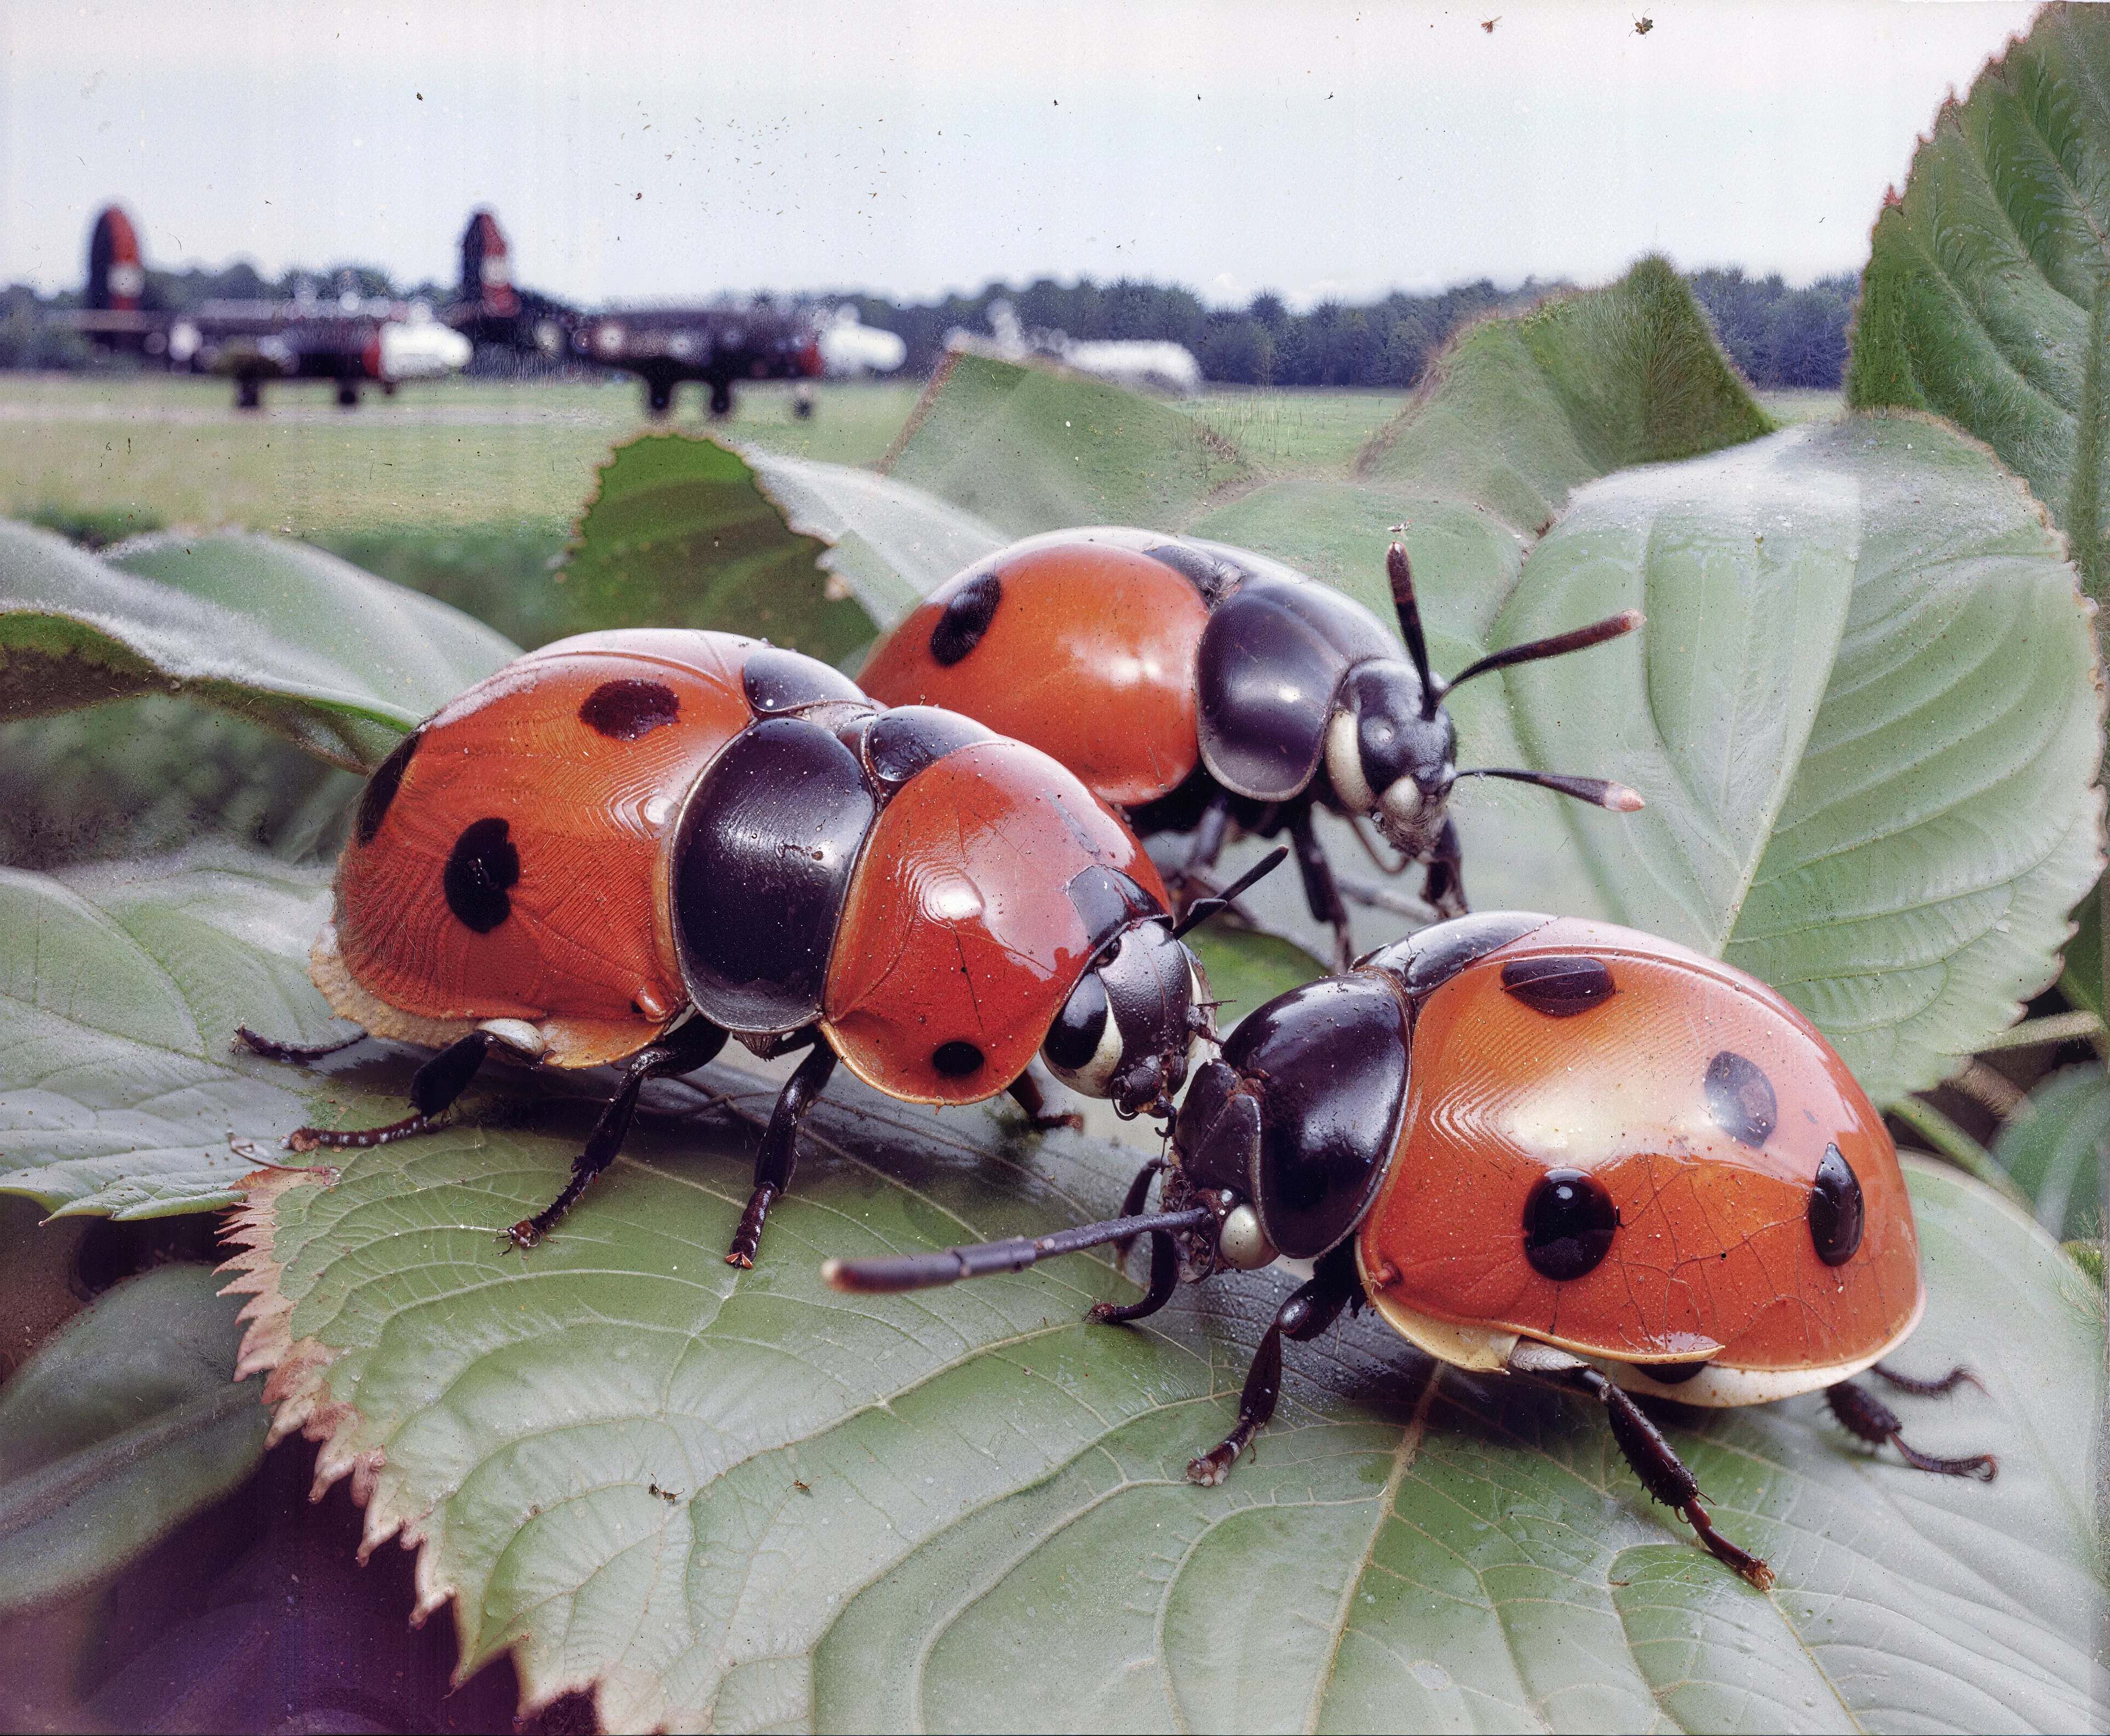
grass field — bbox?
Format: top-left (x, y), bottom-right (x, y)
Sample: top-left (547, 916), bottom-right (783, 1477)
top-left (3, 370), bottom-right (1840, 650)
top-left (1, 371), bottom-right (1415, 536)
top-left (0, 374), bottom-right (926, 542)
top-left (0, 372), bottom-right (1414, 641)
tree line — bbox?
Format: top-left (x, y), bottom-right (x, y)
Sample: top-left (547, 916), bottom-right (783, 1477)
top-left (1, 261), bottom-right (1857, 391)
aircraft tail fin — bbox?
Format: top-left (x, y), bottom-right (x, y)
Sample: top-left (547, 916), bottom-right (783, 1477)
top-left (87, 205), bottom-right (146, 310)
top-left (459, 209), bottom-right (520, 318)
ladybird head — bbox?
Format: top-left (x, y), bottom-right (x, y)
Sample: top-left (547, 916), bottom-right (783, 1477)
top-left (1041, 916), bottom-right (1209, 1118)
top-left (1342, 544), bottom-right (1646, 843)
top-left (1324, 660), bottom-right (1457, 856)
top-left (1040, 852), bottom-right (1303, 1122)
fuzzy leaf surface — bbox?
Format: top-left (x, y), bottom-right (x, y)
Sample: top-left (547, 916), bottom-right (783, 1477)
top-left (558, 434), bottom-right (878, 663)
top-left (1847, 3), bottom-right (2110, 602)
top-left (882, 350), bottom-right (1253, 536)
top-left (1498, 413), bottom-right (2101, 1100)
top-left (1992, 1062), bottom-right (2110, 1240)
top-left (0, 523), bottom-right (515, 768)
top-left (224, 1061), bottom-right (2103, 1735)
top-left (0, 851), bottom-right (347, 1217)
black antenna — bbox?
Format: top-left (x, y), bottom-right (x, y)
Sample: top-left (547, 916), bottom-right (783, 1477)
top-left (1454, 767), bottom-right (1646, 811)
top-left (822, 1205), bottom-right (1214, 1294)
top-left (1444, 609), bottom-right (1645, 692)
top-left (1170, 846), bottom-right (1290, 941)
top-left (1386, 543), bottom-right (1440, 719)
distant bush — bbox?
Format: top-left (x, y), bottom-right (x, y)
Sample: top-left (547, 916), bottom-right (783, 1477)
top-left (1687, 268), bottom-right (1858, 388)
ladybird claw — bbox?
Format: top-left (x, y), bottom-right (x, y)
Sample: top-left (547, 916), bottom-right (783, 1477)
top-left (1681, 1499), bottom-right (1775, 1590)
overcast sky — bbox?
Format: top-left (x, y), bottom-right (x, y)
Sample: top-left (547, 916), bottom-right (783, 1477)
top-left (0, 1), bottom-right (2042, 309)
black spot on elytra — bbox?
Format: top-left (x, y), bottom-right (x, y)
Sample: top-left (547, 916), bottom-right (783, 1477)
top-left (356, 727), bottom-right (422, 846)
top-left (1500, 954), bottom-right (1616, 1017)
top-left (1705, 1050), bottom-right (1777, 1147)
top-left (443, 817), bottom-right (520, 933)
top-left (1808, 1143), bottom-right (1864, 1266)
top-left (1523, 1167), bottom-right (1617, 1281)
top-left (931, 1041), bottom-right (985, 1077)
top-left (579, 679), bottom-right (680, 741)
top-left (1634, 1359), bottom-right (1710, 1385)
top-left (929, 572), bottom-right (1002, 666)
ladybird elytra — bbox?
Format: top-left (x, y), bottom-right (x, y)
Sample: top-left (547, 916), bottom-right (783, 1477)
top-left (262, 627), bottom-right (1218, 1266)
top-left (825, 910), bottom-right (1987, 1587)
top-left (858, 538), bottom-right (1209, 806)
top-left (1354, 918), bottom-right (1922, 1395)
top-left (859, 527), bottom-right (1643, 967)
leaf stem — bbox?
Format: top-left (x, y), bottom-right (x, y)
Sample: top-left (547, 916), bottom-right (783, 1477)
top-left (1887, 1096), bottom-right (2030, 1206)
top-left (1977, 1011), bottom-right (2105, 1053)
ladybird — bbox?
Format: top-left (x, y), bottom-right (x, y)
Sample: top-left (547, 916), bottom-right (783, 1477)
top-left (858, 529), bottom-right (1645, 967)
top-left (824, 912), bottom-right (1993, 1587)
top-left (240, 628), bottom-right (1224, 1266)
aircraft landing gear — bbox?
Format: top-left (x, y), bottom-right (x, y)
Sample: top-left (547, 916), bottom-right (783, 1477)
top-left (646, 377), bottom-right (675, 417)
top-left (708, 379), bottom-right (733, 417)
top-left (336, 379), bottom-right (360, 408)
top-left (235, 376), bottom-right (263, 411)
top-left (792, 383), bottom-right (815, 420)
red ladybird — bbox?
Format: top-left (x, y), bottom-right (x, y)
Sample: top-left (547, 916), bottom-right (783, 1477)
top-left (859, 529), bottom-right (1644, 966)
top-left (242, 628), bottom-right (1223, 1265)
top-left (826, 912), bottom-right (1994, 1587)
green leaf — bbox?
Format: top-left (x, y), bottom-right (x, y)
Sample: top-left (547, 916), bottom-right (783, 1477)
top-left (736, 264), bottom-right (1779, 961)
top-left (1847, 5), bottom-right (2110, 602)
top-left (0, 696), bottom-right (360, 870)
top-left (224, 1075), bottom-right (2103, 1734)
top-left (881, 350), bottom-right (1254, 536)
top-left (0, 522), bottom-right (517, 769)
top-left (0, 1262), bottom-right (267, 1613)
top-left (1495, 413), bottom-right (2102, 1104)
top-left (0, 850), bottom-right (347, 1218)
top-left (742, 446), bottom-right (1006, 633)
top-left (1992, 1064), bottom-right (2110, 1241)
top-left (2061, 878), bottom-right (2103, 1024)
top-left (1182, 927), bottom-right (1331, 1026)
top-left (1363, 253), bottom-right (1775, 528)
top-left (558, 434), bottom-right (879, 663)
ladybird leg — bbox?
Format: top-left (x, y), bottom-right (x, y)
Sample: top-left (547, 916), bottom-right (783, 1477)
top-left (1824, 1381), bottom-right (1997, 1481)
top-left (1868, 1361), bottom-right (1983, 1398)
top-left (1569, 1367), bottom-right (1776, 1590)
top-left (1089, 1227), bottom-right (1180, 1326)
top-left (285, 1029), bottom-right (496, 1154)
top-left (1420, 817), bottom-right (1469, 920)
top-left (235, 1025), bottom-right (368, 1064)
top-left (1286, 804), bottom-right (1354, 973)
top-left (504, 1018), bottom-right (729, 1251)
top-left (725, 1039), bottom-right (840, 1268)
top-left (1183, 794), bottom-right (1233, 881)
top-left (1186, 1244), bottom-right (1360, 1485)
top-left (1007, 1068), bottom-right (1085, 1135)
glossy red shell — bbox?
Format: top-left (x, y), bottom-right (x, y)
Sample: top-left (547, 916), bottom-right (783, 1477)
top-left (823, 738), bottom-right (1171, 1103)
top-left (858, 538), bottom-right (1208, 807)
top-left (1357, 919), bottom-right (1922, 1374)
top-left (332, 629), bottom-right (758, 1063)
